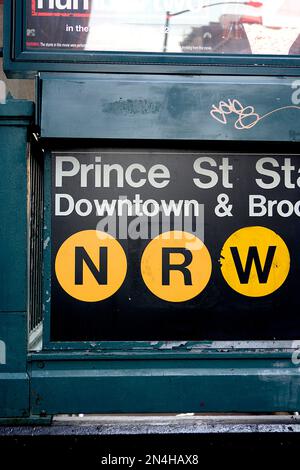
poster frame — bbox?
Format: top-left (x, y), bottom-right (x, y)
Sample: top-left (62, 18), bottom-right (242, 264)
top-left (5, 0), bottom-right (300, 78)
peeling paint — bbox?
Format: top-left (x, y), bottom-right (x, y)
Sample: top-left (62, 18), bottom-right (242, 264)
top-left (103, 99), bottom-right (162, 115)
top-left (159, 341), bottom-right (187, 350)
top-left (0, 340), bottom-right (6, 365)
top-left (43, 237), bottom-right (50, 250)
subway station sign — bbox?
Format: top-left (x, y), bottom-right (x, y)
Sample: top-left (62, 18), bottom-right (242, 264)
top-left (26, 0), bottom-right (300, 55)
top-left (51, 150), bottom-right (300, 342)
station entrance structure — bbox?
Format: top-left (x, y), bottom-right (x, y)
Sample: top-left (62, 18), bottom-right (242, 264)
top-left (1, 0), bottom-right (300, 421)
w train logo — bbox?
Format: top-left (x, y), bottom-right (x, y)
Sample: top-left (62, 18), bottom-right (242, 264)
top-left (33, 1), bottom-right (90, 16)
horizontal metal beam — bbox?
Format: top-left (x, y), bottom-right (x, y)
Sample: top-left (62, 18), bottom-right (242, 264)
top-left (29, 356), bottom-right (300, 414)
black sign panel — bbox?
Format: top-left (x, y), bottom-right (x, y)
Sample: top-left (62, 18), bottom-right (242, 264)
top-left (51, 150), bottom-right (300, 342)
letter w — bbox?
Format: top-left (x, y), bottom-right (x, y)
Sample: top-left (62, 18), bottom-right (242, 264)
top-left (230, 246), bottom-right (277, 284)
top-left (94, 199), bottom-right (116, 216)
top-left (75, 247), bottom-right (108, 285)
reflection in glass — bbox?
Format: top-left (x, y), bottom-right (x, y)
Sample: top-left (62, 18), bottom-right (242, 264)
top-left (26, 0), bottom-right (300, 56)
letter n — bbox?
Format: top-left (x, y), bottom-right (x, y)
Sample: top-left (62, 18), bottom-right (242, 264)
top-left (75, 247), bottom-right (108, 285)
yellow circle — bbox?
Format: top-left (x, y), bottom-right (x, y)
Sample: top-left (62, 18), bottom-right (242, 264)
top-left (220, 226), bottom-right (290, 297)
top-left (55, 230), bottom-right (127, 302)
top-left (141, 231), bottom-right (212, 302)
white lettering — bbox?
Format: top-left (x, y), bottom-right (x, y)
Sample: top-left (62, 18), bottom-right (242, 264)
top-left (277, 200), bottom-right (294, 218)
top-left (125, 164), bottom-right (146, 188)
top-left (143, 199), bottom-right (160, 217)
top-left (55, 157), bottom-right (80, 187)
top-left (220, 158), bottom-right (233, 188)
top-left (292, 80), bottom-right (300, 105)
top-left (193, 157), bottom-right (232, 189)
top-left (55, 156), bottom-right (171, 189)
top-left (249, 195), bottom-right (267, 217)
top-left (193, 157), bottom-right (218, 189)
top-left (55, 194), bottom-right (74, 216)
top-left (249, 195), bottom-right (300, 218)
top-left (256, 158), bottom-right (280, 189)
top-left (37, 0), bottom-right (89, 10)
top-left (75, 199), bottom-right (93, 217)
top-left (148, 164), bottom-right (170, 189)
top-left (256, 157), bottom-right (300, 189)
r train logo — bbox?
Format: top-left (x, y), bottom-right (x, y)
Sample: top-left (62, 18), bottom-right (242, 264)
top-left (33, 0), bottom-right (91, 16)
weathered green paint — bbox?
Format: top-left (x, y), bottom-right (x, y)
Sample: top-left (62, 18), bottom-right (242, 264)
top-left (0, 416), bottom-right (52, 425)
top-left (2, 23), bottom-right (300, 415)
top-left (37, 95), bottom-right (300, 414)
top-left (0, 313), bottom-right (27, 372)
top-left (0, 373), bottom-right (29, 418)
top-left (0, 99), bottom-right (33, 418)
top-left (29, 356), bottom-right (300, 414)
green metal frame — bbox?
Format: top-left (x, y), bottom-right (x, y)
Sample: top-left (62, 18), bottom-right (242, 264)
top-left (2, 0), bottom-right (300, 414)
top-left (4, 0), bottom-right (300, 78)
top-left (37, 73), bottom-right (300, 142)
top-left (32, 146), bottom-right (300, 414)
top-left (27, 350), bottom-right (300, 415)
top-left (0, 97), bottom-right (299, 418)
top-left (0, 100), bottom-right (300, 419)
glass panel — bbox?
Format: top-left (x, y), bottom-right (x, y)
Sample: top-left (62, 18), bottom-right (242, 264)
top-left (26, 0), bottom-right (300, 56)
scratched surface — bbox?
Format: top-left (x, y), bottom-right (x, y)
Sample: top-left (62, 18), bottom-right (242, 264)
top-left (40, 74), bottom-right (300, 141)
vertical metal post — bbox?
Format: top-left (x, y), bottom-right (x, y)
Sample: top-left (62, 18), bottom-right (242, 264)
top-left (0, 99), bottom-right (33, 418)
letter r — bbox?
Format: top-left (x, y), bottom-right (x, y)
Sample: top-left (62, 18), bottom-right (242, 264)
top-left (162, 248), bottom-right (193, 286)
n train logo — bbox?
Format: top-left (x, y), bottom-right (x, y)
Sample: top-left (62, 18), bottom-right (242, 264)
top-left (33, 0), bottom-right (91, 16)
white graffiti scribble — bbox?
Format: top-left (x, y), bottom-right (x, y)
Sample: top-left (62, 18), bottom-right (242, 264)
top-left (210, 99), bottom-right (300, 130)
